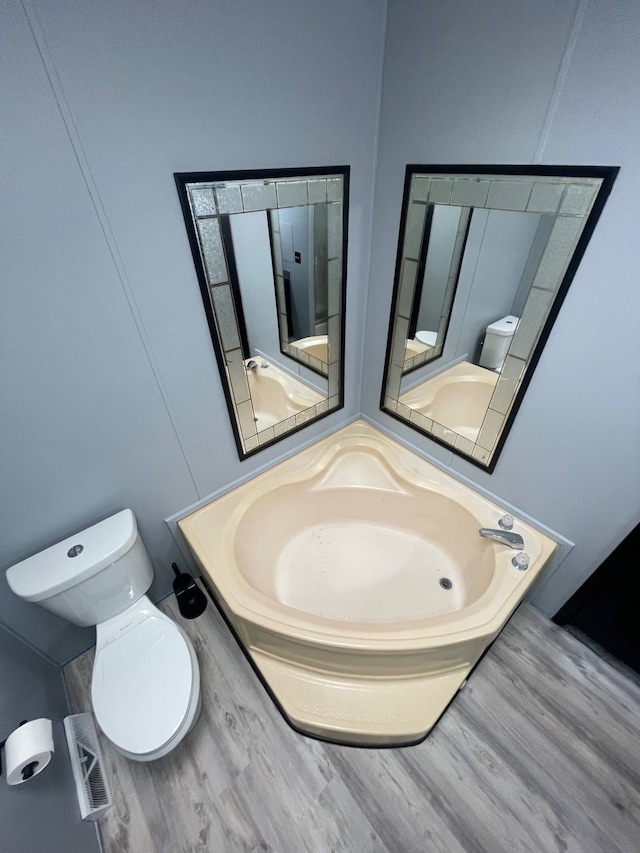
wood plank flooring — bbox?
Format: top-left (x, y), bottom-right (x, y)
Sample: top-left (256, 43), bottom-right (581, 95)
top-left (64, 598), bottom-right (640, 853)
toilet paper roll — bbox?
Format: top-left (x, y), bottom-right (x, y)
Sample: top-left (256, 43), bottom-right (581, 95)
top-left (5, 718), bottom-right (54, 785)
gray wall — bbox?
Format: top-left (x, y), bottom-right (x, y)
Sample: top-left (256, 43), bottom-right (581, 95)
top-left (363, 0), bottom-right (640, 614)
top-left (0, 625), bottom-right (100, 853)
top-left (0, 0), bottom-right (386, 663)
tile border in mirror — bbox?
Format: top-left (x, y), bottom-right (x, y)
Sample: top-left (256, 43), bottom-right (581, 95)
top-left (175, 166), bottom-right (349, 459)
top-left (381, 165), bottom-right (618, 472)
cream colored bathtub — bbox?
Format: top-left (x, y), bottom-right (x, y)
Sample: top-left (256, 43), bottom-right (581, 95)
top-left (400, 360), bottom-right (498, 441)
top-left (403, 338), bottom-right (430, 359)
top-left (246, 359), bottom-right (324, 431)
top-left (289, 334), bottom-right (328, 367)
top-left (179, 420), bottom-right (557, 746)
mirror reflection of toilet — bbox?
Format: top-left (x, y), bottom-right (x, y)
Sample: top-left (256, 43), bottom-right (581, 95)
top-left (6, 510), bottom-right (201, 761)
top-left (479, 315), bottom-right (519, 372)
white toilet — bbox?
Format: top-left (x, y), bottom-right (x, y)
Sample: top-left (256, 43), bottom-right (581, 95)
top-left (6, 509), bottom-right (201, 761)
top-left (479, 314), bottom-right (519, 371)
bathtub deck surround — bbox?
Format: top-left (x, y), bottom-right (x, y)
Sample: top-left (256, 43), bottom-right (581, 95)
top-left (178, 420), bottom-right (558, 745)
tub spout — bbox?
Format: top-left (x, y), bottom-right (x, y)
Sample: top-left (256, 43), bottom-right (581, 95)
top-left (246, 360), bottom-right (258, 371)
top-left (479, 528), bottom-right (524, 549)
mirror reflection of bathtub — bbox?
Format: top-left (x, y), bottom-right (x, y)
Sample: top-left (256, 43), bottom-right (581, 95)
top-left (288, 334), bottom-right (329, 373)
top-left (399, 361), bottom-right (498, 443)
top-left (245, 359), bottom-right (324, 432)
top-left (179, 420), bottom-right (558, 747)
top-left (381, 166), bottom-right (618, 470)
top-left (175, 167), bottom-right (348, 458)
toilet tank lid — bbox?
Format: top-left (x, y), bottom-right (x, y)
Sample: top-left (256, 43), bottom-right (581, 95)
top-left (486, 315), bottom-right (519, 336)
top-left (6, 509), bottom-right (138, 603)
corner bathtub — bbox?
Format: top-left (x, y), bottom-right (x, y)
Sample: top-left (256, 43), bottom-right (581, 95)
top-left (179, 420), bottom-right (557, 746)
top-left (400, 361), bottom-right (498, 442)
top-left (246, 359), bottom-right (324, 431)
top-left (289, 334), bottom-right (329, 365)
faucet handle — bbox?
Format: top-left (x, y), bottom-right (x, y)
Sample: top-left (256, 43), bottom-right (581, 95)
top-left (512, 552), bottom-right (530, 571)
top-left (499, 513), bottom-right (514, 531)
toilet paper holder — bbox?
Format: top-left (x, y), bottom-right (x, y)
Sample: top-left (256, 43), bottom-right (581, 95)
top-left (0, 720), bottom-right (36, 781)
top-left (1, 718), bottom-right (55, 785)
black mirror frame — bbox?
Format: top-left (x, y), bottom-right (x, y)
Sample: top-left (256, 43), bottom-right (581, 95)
top-left (175, 165), bottom-right (349, 460)
top-left (380, 164), bottom-right (619, 473)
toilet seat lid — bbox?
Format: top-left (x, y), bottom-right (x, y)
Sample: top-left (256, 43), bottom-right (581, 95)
top-left (92, 616), bottom-right (193, 755)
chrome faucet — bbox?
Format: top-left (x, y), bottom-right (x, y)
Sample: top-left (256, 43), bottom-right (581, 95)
top-left (246, 360), bottom-right (258, 371)
top-left (479, 528), bottom-right (524, 549)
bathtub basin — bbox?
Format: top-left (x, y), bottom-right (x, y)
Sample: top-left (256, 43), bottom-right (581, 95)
top-left (290, 334), bottom-right (328, 362)
top-left (400, 361), bottom-right (498, 441)
top-left (179, 420), bottom-right (557, 746)
top-left (246, 359), bottom-right (324, 431)
top-left (289, 335), bottom-right (329, 371)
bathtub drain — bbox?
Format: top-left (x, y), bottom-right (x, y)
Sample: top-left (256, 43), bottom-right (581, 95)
top-left (439, 578), bottom-right (453, 590)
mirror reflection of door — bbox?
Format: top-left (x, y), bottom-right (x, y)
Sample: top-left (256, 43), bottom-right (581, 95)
top-left (271, 204), bottom-right (330, 375)
top-left (226, 211), bottom-right (279, 359)
top-left (278, 206), bottom-right (312, 340)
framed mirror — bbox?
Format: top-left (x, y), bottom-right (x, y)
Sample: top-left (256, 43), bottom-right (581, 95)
top-left (176, 166), bottom-right (348, 458)
top-left (381, 165), bottom-right (618, 471)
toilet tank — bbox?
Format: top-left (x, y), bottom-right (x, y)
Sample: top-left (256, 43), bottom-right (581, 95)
top-left (6, 509), bottom-right (154, 628)
top-left (479, 315), bottom-right (519, 371)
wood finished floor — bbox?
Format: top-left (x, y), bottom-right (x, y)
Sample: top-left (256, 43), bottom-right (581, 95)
top-left (64, 598), bottom-right (640, 853)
